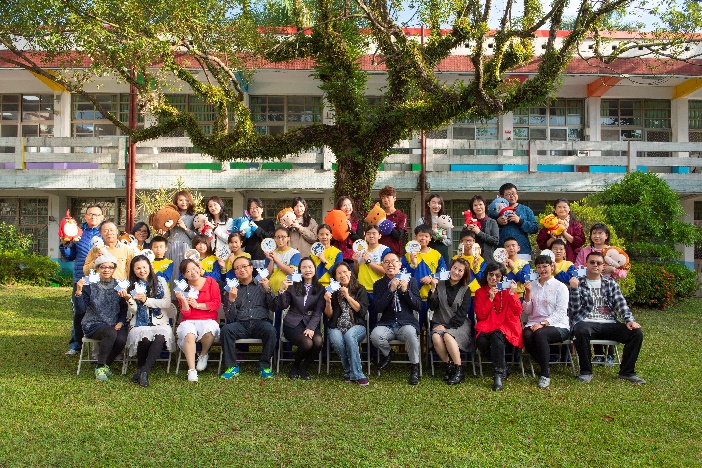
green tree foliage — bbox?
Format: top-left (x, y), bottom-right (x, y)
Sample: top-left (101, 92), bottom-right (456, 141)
top-left (2, 0), bottom-right (700, 212)
top-left (586, 172), bottom-right (702, 261)
top-left (136, 176), bottom-right (204, 227)
top-left (0, 222), bottom-right (33, 254)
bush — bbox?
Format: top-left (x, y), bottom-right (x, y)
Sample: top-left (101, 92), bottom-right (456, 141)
top-left (0, 222), bottom-right (33, 253)
top-left (0, 251), bottom-right (60, 286)
top-left (54, 269), bottom-right (75, 287)
top-left (628, 261), bottom-right (698, 309)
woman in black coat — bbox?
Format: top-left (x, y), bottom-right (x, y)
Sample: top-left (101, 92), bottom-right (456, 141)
top-left (278, 257), bottom-right (325, 380)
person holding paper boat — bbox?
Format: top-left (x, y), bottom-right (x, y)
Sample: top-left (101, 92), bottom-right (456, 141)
top-left (278, 257), bottom-right (325, 380)
top-left (311, 224), bottom-right (343, 287)
top-left (265, 227), bottom-right (301, 296)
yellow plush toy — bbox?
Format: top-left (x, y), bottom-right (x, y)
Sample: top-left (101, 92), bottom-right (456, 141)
top-left (541, 214), bottom-right (566, 236)
top-left (364, 202), bottom-right (386, 226)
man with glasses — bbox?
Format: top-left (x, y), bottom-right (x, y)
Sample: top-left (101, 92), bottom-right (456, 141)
top-left (59, 205), bottom-right (104, 355)
top-left (83, 220), bottom-right (133, 281)
top-left (494, 183), bottom-right (538, 260)
top-left (220, 256), bottom-right (278, 379)
top-left (370, 252), bottom-right (423, 385)
top-left (569, 251), bottom-right (645, 384)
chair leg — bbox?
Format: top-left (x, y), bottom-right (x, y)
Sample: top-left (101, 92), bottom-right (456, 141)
top-left (77, 343), bottom-right (85, 376)
top-left (175, 349), bottom-right (183, 374)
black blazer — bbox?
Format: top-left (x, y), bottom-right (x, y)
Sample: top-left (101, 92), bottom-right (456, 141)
top-left (278, 284), bottom-right (325, 330)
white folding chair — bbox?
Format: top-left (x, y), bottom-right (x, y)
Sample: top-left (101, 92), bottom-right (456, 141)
top-left (276, 309), bottom-right (322, 374)
top-left (326, 316), bottom-right (371, 376)
top-left (77, 337), bottom-right (127, 375)
top-left (525, 339), bottom-right (577, 378)
top-left (375, 311), bottom-right (423, 377)
top-left (590, 339), bottom-right (621, 366)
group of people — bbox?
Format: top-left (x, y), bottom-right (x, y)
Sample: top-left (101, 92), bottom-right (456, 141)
top-left (61, 183), bottom-right (645, 389)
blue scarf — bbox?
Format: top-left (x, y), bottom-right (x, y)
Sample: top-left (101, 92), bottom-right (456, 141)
top-left (135, 280), bottom-right (164, 327)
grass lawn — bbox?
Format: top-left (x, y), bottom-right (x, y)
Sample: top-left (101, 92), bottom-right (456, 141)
top-left (0, 285), bottom-right (701, 467)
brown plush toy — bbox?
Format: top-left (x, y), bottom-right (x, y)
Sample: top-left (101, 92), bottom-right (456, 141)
top-left (149, 204), bottom-right (181, 233)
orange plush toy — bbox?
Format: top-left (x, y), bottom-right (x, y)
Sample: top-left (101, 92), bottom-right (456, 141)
top-left (58, 210), bottom-right (82, 243)
top-left (603, 246), bottom-right (631, 270)
top-left (324, 209), bottom-right (350, 241)
top-left (540, 214), bottom-right (566, 237)
top-left (364, 203), bottom-right (386, 226)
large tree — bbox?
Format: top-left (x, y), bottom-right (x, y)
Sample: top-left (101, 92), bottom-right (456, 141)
top-left (1, 0), bottom-right (700, 212)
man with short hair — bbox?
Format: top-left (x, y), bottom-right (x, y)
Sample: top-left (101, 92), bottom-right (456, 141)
top-left (59, 205), bottom-right (104, 355)
top-left (83, 220), bottom-right (133, 280)
top-left (220, 256), bottom-right (278, 379)
top-left (370, 252), bottom-right (423, 385)
top-left (378, 185), bottom-right (408, 256)
top-left (493, 183), bottom-right (538, 260)
top-left (569, 251), bottom-right (645, 384)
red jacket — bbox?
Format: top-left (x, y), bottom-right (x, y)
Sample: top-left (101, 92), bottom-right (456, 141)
top-left (178, 276), bottom-right (221, 322)
top-left (536, 217), bottom-right (585, 263)
top-left (474, 286), bottom-right (523, 348)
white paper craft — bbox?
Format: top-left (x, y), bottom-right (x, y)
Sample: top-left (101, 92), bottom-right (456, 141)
top-left (224, 277), bottom-right (239, 292)
top-left (540, 249), bottom-right (556, 262)
top-left (310, 242), bottom-right (325, 256)
top-left (434, 268), bottom-right (450, 281)
top-left (255, 268), bottom-right (270, 281)
top-left (287, 273), bottom-right (303, 282)
top-left (405, 240), bottom-right (421, 254)
top-left (398, 268), bottom-right (412, 282)
top-left (131, 281), bottom-right (147, 297)
top-left (575, 265), bottom-right (587, 278)
top-left (496, 278), bottom-right (513, 291)
top-left (457, 244), bottom-right (464, 256)
top-left (140, 249), bottom-right (155, 263)
top-left (493, 248), bottom-right (508, 263)
top-left (184, 249), bottom-right (200, 261)
top-left (174, 279), bottom-right (188, 293)
top-left (114, 279), bottom-right (130, 292)
top-left (260, 238), bottom-right (276, 253)
top-left (472, 244), bottom-right (482, 258)
top-left (186, 286), bottom-right (199, 299)
top-left (527, 271), bottom-right (540, 282)
top-left (325, 278), bottom-right (341, 293)
top-left (352, 239), bottom-right (368, 253)
top-left (215, 245), bottom-right (231, 261)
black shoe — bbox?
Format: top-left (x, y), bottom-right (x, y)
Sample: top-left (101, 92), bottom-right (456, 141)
top-left (443, 362), bottom-right (456, 382)
top-left (447, 364), bottom-right (465, 385)
top-left (378, 349), bottom-right (395, 371)
top-left (408, 364), bottom-right (420, 385)
top-left (492, 369), bottom-right (504, 391)
top-left (138, 371), bottom-right (149, 388)
top-left (299, 367), bottom-right (311, 381)
top-left (288, 366), bottom-right (299, 379)
top-left (131, 368), bottom-right (141, 384)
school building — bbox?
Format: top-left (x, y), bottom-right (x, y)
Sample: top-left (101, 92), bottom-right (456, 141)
top-left (1, 30), bottom-right (701, 281)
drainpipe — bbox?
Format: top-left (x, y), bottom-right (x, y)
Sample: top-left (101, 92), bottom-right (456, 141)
top-left (126, 69), bottom-right (137, 232)
top-left (420, 24), bottom-right (427, 215)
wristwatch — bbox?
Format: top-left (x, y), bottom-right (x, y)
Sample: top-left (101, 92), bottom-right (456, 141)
top-left (365, 258), bottom-right (372, 264)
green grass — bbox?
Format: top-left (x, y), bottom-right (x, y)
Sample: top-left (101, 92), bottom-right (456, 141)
top-left (1, 285), bottom-right (701, 467)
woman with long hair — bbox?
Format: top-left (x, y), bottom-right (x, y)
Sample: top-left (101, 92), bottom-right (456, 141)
top-left (417, 192), bottom-right (451, 264)
top-left (331, 195), bottom-right (363, 264)
top-left (165, 190), bottom-right (196, 280)
top-left (288, 197), bottom-right (318, 258)
top-left (204, 196), bottom-right (230, 251)
top-left (536, 198), bottom-right (585, 263)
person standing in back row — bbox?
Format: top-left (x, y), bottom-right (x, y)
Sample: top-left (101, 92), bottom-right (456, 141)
top-left (492, 183), bottom-right (538, 261)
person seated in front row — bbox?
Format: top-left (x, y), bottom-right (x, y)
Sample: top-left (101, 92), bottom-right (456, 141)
top-left (220, 256), bottom-right (278, 380)
top-left (569, 251), bottom-right (645, 384)
top-left (370, 252), bottom-right (423, 385)
top-left (75, 253), bottom-right (128, 381)
top-left (278, 257), bottom-right (325, 380)
top-left (427, 257), bottom-right (473, 385)
top-left (522, 255), bottom-right (570, 389)
top-left (473, 262), bottom-right (523, 391)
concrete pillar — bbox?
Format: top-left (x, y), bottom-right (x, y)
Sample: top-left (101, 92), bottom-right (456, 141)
top-left (677, 197), bottom-right (696, 271)
top-left (585, 96), bottom-right (601, 142)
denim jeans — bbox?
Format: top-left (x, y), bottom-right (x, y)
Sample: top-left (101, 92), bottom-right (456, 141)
top-left (328, 325), bottom-right (367, 381)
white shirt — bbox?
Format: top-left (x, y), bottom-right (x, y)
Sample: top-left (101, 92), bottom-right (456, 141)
top-left (522, 277), bottom-right (570, 330)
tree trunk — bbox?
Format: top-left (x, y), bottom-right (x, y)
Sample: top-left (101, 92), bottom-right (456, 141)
top-left (333, 153), bottom-right (381, 216)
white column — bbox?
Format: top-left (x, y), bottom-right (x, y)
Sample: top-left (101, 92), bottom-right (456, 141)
top-left (677, 197), bottom-right (696, 271)
top-left (585, 96), bottom-right (601, 142)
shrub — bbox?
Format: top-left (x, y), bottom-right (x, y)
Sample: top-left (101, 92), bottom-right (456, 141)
top-left (0, 251), bottom-right (60, 286)
top-left (0, 222), bottom-right (33, 254)
top-left (628, 261), bottom-right (698, 309)
top-left (54, 269), bottom-right (75, 287)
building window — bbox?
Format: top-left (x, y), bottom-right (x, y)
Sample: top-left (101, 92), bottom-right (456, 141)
top-left (72, 94), bottom-right (143, 137)
top-left (690, 100), bottom-right (702, 159)
top-left (601, 99), bottom-right (671, 156)
top-left (0, 198), bottom-right (49, 255)
top-left (250, 96), bottom-right (322, 136)
top-left (0, 94), bottom-right (54, 153)
top-left (70, 197), bottom-right (127, 232)
top-left (514, 99), bottom-right (584, 142)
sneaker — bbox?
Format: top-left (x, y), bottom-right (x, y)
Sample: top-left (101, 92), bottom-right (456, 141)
top-left (344, 376), bottom-right (352, 383)
top-left (187, 369), bottom-right (198, 382)
top-left (196, 353), bottom-right (209, 371)
top-left (95, 366), bottom-right (109, 381)
top-left (102, 366), bottom-right (113, 378)
top-left (65, 348), bottom-right (79, 356)
top-left (259, 367), bottom-right (274, 379)
top-left (577, 373), bottom-right (593, 383)
top-left (605, 355), bottom-right (615, 367)
top-left (592, 356), bottom-right (605, 364)
top-left (221, 366), bottom-right (240, 379)
top-left (618, 374), bottom-right (646, 384)
top-left (357, 378), bottom-right (369, 387)
top-left (537, 376), bottom-right (551, 388)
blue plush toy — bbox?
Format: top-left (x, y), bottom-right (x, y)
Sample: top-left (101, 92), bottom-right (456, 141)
top-left (230, 216), bottom-right (255, 238)
top-left (487, 197), bottom-right (514, 219)
top-left (378, 218), bottom-right (395, 236)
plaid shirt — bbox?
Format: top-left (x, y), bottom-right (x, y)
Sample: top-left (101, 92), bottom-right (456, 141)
top-left (569, 275), bottom-right (634, 325)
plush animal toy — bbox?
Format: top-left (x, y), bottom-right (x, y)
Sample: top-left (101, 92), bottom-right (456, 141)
top-left (364, 203), bottom-right (386, 226)
top-left (462, 209), bottom-right (481, 229)
top-left (378, 218), bottom-right (395, 236)
top-left (91, 236), bottom-right (108, 257)
top-left (277, 208), bottom-right (297, 228)
top-left (58, 210), bottom-right (82, 243)
top-left (603, 246), bottom-right (631, 270)
top-left (436, 215), bottom-right (454, 230)
top-left (487, 197), bottom-right (514, 220)
top-left (148, 204), bottom-right (181, 233)
top-left (540, 214), bottom-right (566, 237)
top-left (118, 233), bottom-right (141, 256)
top-left (192, 214), bottom-right (214, 241)
top-left (324, 209), bottom-right (350, 241)
top-left (231, 216), bottom-right (255, 239)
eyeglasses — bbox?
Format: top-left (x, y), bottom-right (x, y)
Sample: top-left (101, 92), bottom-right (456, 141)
top-left (274, 235), bottom-right (289, 240)
top-left (98, 265), bottom-right (115, 270)
top-left (137, 229), bottom-right (148, 233)
top-left (382, 260), bottom-right (399, 265)
top-left (588, 261), bottom-right (604, 266)
top-left (503, 191), bottom-right (518, 198)
top-left (233, 265), bottom-right (252, 272)
top-left (85, 212), bottom-right (103, 217)
top-left (487, 272), bottom-right (502, 278)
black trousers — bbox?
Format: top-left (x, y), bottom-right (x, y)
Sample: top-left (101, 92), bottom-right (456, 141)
top-left (572, 321), bottom-right (643, 376)
top-left (136, 335), bottom-right (166, 374)
top-left (283, 322), bottom-right (323, 370)
top-left (476, 330), bottom-right (507, 374)
top-left (522, 326), bottom-right (569, 378)
top-left (89, 325), bottom-right (128, 366)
